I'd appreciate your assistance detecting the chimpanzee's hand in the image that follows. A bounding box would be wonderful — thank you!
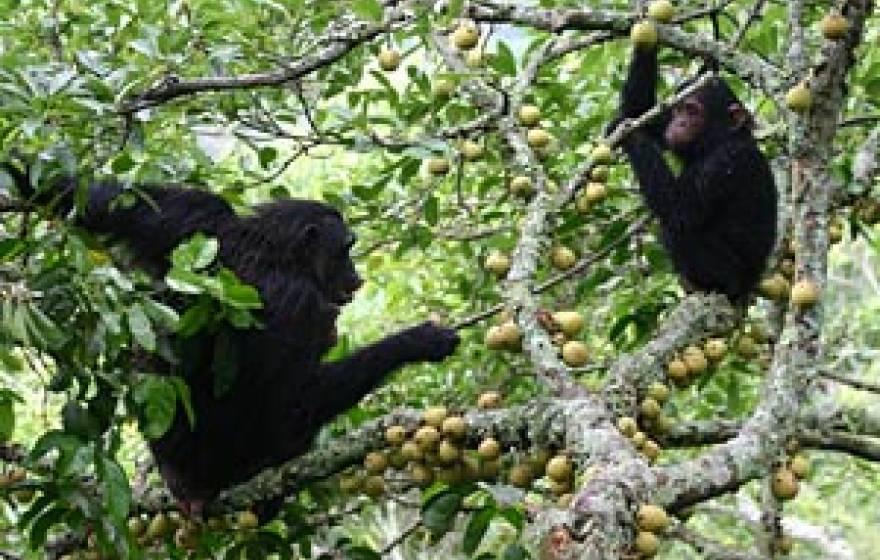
[403,321,460,362]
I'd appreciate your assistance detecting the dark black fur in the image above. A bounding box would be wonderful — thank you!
[5,164,460,508]
[616,47,777,300]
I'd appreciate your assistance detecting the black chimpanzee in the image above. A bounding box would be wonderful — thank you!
[614,44,777,301]
[3,161,460,514]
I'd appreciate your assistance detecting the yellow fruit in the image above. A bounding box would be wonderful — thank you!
[584,182,607,203]
[549,477,571,496]
[790,279,820,307]
[557,493,574,508]
[561,341,589,367]
[146,513,169,540]
[364,451,388,474]
[465,48,483,67]
[427,157,450,176]
[820,14,849,40]
[632,431,647,447]
[529,448,552,472]
[790,454,810,478]
[642,439,661,461]
[646,382,669,403]
[485,251,511,277]
[636,504,670,532]
[128,516,146,537]
[774,534,794,555]
[385,425,407,446]
[647,0,675,23]
[630,21,658,47]
[590,165,609,182]
[174,525,198,549]
[635,530,659,556]
[785,82,812,112]
[772,468,800,500]
[460,140,483,160]
[485,325,507,349]
[437,440,460,464]
[829,220,843,243]
[441,416,467,439]
[682,346,708,375]
[552,311,584,337]
[590,143,613,164]
[545,455,573,482]
[551,246,577,269]
[480,459,501,479]
[414,425,441,449]
[510,175,533,197]
[477,391,502,409]
[401,440,423,461]
[433,78,455,97]
[518,104,541,126]
[408,463,433,487]
[736,335,759,358]
[617,416,638,437]
[435,464,464,485]
[363,475,385,497]
[655,415,674,435]
[339,473,362,494]
[666,358,688,382]
[423,406,448,427]
[378,48,401,71]
[452,22,480,50]
[477,437,502,460]
[703,338,727,361]
[640,397,662,418]
[759,273,789,300]
[461,455,481,481]
[497,321,522,347]
[508,464,534,488]
[526,128,552,149]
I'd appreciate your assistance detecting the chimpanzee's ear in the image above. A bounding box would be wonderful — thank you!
[728,103,755,131]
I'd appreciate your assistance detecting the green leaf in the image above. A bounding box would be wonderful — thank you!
[351,0,383,22]
[492,42,517,76]
[126,305,156,351]
[29,506,67,549]
[258,146,278,168]
[503,543,530,560]
[463,506,495,554]
[165,268,206,295]
[170,234,219,271]
[168,376,195,428]
[132,376,177,439]
[424,195,439,225]
[421,490,463,538]
[342,545,381,560]
[96,453,131,521]
[0,399,14,442]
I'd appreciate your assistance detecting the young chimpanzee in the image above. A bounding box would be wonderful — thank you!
[614,45,777,301]
[3,161,460,515]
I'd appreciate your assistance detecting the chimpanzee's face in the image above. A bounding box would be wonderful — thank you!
[313,215,362,310]
[664,95,707,153]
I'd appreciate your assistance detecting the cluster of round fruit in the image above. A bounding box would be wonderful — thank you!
[517,103,553,154]
[450,20,485,67]
[785,12,850,113]
[539,309,589,368]
[576,143,614,212]
[425,138,485,178]
[758,240,821,308]
[633,503,671,558]
[338,394,579,506]
[615,382,673,464]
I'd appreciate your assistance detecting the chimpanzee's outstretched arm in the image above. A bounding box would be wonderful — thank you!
[80,182,234,263]
[3,158,235,265]
[620,46,659,120]
[314,322,459,422]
